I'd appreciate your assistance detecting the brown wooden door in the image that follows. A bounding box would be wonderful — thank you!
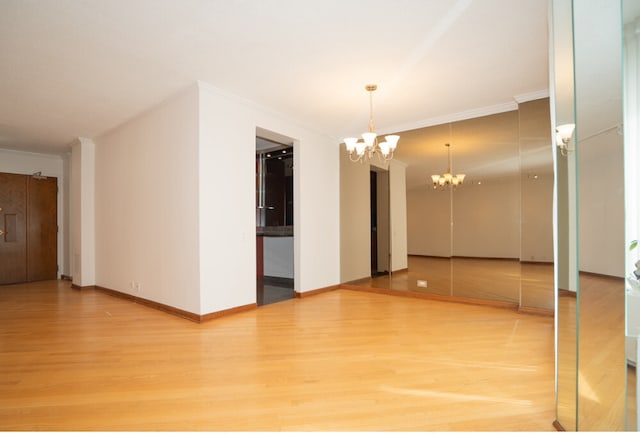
[27,176,57,281]
[0,172,57,285]
[0,173,28,284]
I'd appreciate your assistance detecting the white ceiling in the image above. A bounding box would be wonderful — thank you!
[0,0,550,184]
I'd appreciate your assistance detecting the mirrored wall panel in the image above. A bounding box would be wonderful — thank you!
[623,0,640,430]
[552,0,626,430]
[353,99,554,313]
[550,0,578,429]
[574,0,625,430]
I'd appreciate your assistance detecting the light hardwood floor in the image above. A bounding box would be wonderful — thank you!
[0,280,555,431]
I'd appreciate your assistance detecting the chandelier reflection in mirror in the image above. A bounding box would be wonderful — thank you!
[343,84,399,163]
[431,143,465,189]
[555,123,576,156]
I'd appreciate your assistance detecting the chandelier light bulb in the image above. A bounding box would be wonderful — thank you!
[344,137,358,152]
[385,135,400,150]
[378,141,390,156]
[362,132,377,147]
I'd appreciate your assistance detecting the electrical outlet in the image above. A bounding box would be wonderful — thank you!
[417,280,428,288]
[135,282,141,293]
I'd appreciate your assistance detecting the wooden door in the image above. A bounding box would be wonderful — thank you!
[0,173,28,284]
[27,176,57,281]
[0,172,57,285]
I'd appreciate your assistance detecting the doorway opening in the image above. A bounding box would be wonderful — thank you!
[256,133,294,306]
[370,167,390,278]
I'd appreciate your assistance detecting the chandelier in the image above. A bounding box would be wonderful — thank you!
[431,143,465,189]
[344,84,399,163]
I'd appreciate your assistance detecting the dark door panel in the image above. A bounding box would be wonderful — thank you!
[0,173,28,284]
[28,176,58,281]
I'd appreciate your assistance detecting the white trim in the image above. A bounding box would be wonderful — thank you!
[513,89,550,103]
[379,89,550,134]
[0,147,66,159]
[382,101,518,134]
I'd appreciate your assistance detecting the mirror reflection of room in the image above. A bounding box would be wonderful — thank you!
[348,98,554,313]
[623,0,640,430]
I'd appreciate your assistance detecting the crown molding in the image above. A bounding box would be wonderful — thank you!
[380,89,550,134]
[513,89,549,103]
[383,101,517,134]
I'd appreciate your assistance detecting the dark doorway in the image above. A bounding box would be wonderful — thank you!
[256,136,294,306]
[370,168,390,278]
[370,171,378,276]
[0,172,57,285]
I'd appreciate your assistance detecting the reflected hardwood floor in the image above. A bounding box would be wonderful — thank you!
[556,292,577,429]
[578,273,626,431]
[0,280,555,431]
[629,365,637,430]
[555,273,627,431]
[350,255,555,311]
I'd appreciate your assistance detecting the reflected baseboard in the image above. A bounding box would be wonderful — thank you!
[519,306,554,317]
[408,254,555,264]
[341,284,520,311]
[344,283,553,316]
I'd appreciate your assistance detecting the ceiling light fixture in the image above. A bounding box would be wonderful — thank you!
[431,143,465,189]
[556,123,576,156]
[344,84,399,163]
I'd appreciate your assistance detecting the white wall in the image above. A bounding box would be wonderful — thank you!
[94,85,201,313]
[71,138,96,287]
[521,171,554,262]
[339,148,370,282]
[198,81,340,314]
[408,175,521,259]
[578,128,625,277]
[389,159,408,271]
[453,175,521,258]
[407,187,452,257]
[340,151,409,281]
[76,80,340,316]
[574,0,625,278]
[0,148,68,277]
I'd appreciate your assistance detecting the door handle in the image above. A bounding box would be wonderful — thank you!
[0,229,4,236]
